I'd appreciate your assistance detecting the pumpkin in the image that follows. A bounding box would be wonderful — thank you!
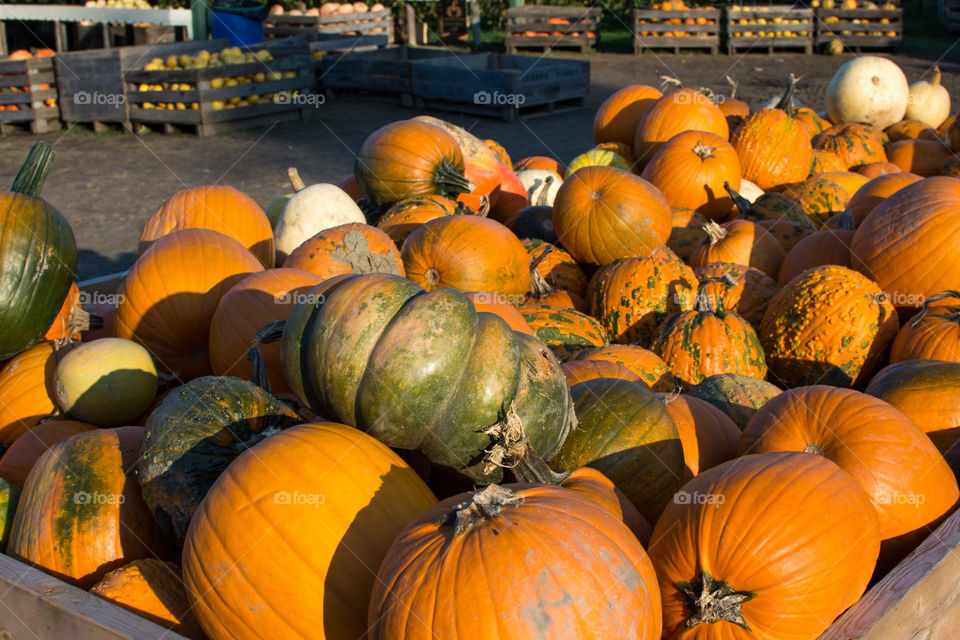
[777,178,849,228]
[885,119,939,142]
[0,342,59,444]
[816,170,869,203]
[731,184,817,232]
[851,177,960,317]
[795,106,833,137]
[523,238,587,297]
[519,302,607,359]
[183,423,438,640]
[279,274,575,484]
[687,372,782,430]
[264,194,292,228]
[593,141,637,166]
[649,451,880,640]
[567,148,631,174]
[7,427,170,588]
[0,477,17,552]
[813,123,888,169]
[760,265,899,388]
[354,119,471,208]
[282,222,403,279]
[847,171,922,225]
[502,204,558,244]
[889,290,960,363]
[53,338,157,427]
[906,65,951,128]
[463,291,535,336]
[369,482,662,639]
[884,138,952,176]
[565,344,677,391]
[741,385,959,567]
[730,76,813,190]
[115,228,264,380]
[483,138,511,167]
[640,130,741,221]
[737,178,765,202]
[208,268,324,393]
[693,262,779,326]
[516,168,563,207]
[667,208,708,261]
[755,219,814,253]
[589,251,698,346]
[338,174,365,202]
[593,84,663,146]
[634,88,729,166]
[0,142,78,359]
[662,393,740,481]
[138,376,300,547]
[401,215,529,298]
[90,559,204,639]
[717,78,750,133]
[856,161,903,178]
[272,177,366,264]
[825,55,909,129]
[513,155,566,177]
[43,282,94,343]
[553,378,682,524]
[488,160,528,222]
[0,419,96,488]
[139,185,274,268]
[376,194,460,246]
[552,166,672,266]
[561,359,642,386]
[777,227,854,285]
[691,219,785,279]
[810,149,847,174]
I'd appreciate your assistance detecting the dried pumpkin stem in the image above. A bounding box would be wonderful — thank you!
[910,290,960,327]
[443,484,521,536]
[424,268,441,287]
[247,347,272,394]
[287,167,306,192]
[434,159,473,198]
[774,74,799,117]
[726,75,738,99]
[679,571,755,630]
[723,181,753,218]
[692,141,715,161]
[702,220,728,245]
[12,141,54,197]
[256,320,286,345]
[484,403,572,485]
[528,245,556,298]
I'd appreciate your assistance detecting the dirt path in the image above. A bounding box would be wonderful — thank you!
[1,49,958,280]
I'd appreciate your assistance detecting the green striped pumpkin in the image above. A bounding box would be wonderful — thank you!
[519,303,608,359]
[687,373,783,430]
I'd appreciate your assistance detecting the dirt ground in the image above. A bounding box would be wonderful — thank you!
[2,47,959,280]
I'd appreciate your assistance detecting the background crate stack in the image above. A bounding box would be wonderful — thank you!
[124,37,313,136]
[504,6,602,54]
[725,5,813,54]
[944,0,960,33]
[264,8,393,42]
[0,57,59,134]
[816,6,903,51]
[316,46,458,105]
[632,7,721,54]
[307,32,390,72]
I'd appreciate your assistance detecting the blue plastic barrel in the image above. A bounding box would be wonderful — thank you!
[208,1,266,47]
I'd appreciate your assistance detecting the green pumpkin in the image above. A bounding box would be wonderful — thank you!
[687,373,782,430]
[519,304,608,360]
[551,378,683,524]
[0,142,78,358]
[280,273,575,484]
[138,376,300,547]
[0,477,18,552]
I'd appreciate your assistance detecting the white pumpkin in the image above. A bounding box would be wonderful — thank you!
[273,170,365,262]
[905,66,951,129]
[825,56,909,130]
[516,169,563,207]
[738,178,764,203]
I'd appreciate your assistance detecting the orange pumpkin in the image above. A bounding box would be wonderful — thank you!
[634,88,729,166]
[483,138,511,167]
[691,219,785,279]
[779,177,849,227]
[809,149,847,175]
[812,123,888,169]
[561,359,642,386]
[0,419,96,488]
[565,344,677,391]
[0,342,59,444]
[855,161,903,178]
[523,238,587,297]
[463,291,535,336]
[889,291,960,363]
[662,393,740,481]
[795,106,833,138]
[778,227,854,286]
[282,222,403,279]
[592,84,663,146]
[376,194,460,246]
[847,171,923,226]
[816,170,869,202]
[693,262,780,326]
[513,155,566,177]
[885,119,939,142]
[884,139,953,177]
[667,208,708,261]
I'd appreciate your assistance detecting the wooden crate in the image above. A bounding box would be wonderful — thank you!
[124,37,314,136]
[308,31,391,71]
[816,8,903,51]
[410,52,589,121]
[632,8,721,54]
[0,57,59,134]
[725,6,814,54]
[264,8,393,42]
[945,0,960,33]
[504,6,602,54]
[316,46,459,105]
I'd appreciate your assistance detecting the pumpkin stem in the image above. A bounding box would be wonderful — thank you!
[910,290,960,327]
[774,74,799,117]
[474,195,490,217]
[287,167,306,192]
[528,244,556,298]
[659,74,682,91]
[678,571,755,631]
[256,320,286,345]
[693,274,737,314]
[11,141,54,197]
[692,141,716,161]
[442,484,521,536]
[247,347,272,394]
[481,402,572,484]
[723,181,753,219]
[931,65,942,88]
[702,220,728,246]
[803,442,825,456]
[434,159,473,198]
[725,75,738,99]
[510,442,572,486]
[424,267,441,287]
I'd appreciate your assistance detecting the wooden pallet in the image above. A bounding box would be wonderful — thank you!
[504,6,602,54]
[632,9,720,54]
[317,46,459,104]
[726,6,814,54]
[264,8,393,42]
[815,8,903,51]
[0,57,60,134]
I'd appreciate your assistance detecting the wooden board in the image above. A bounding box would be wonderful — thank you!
[815,8,903,51]
[632,9,720,54]
[317,46,458,102]
[726,6,814,54]
[0,57,61,133]
[505,5,601,53]
[264,8,393,42]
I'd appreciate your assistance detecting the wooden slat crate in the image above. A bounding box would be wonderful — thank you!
[316,46,459,105]
[815,8,903,51]
[504,6,602,54]
[264,8,393,42]
[410,52,589,121]
[632,8,721,54]
[308,32,390,72]
[945,0,960,33]
[124,37,314,136]
[0,57,59,134]
[725,5,814,54]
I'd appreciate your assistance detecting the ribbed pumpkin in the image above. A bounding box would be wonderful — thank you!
[7,427,170,588]
[777,227,854,286]
[183,423,438,640]
[812,122,888,169]
[589,251,698,346]
[884,138,953,177]
[0,342,59,444]
[376,194,460,246]
[886,119,938,141]
[502,204,558,244]
[0,419,96,488]
[687,372,782,430]
[889,291,960,362]
[369,482,662,640]
[740,385,959,567]
[401,215,529,298]
[139,185,275,268]
[760,265,898,388]
[565,344,677,392]
[807,169,871,201]
[693,262,780,326]
[795,105,833,137]
[810,149,847,174]
[560,359,642,386]
[851,177,960,317]
[115,229,263,380]
[649,452,880,640]
[634,88,729,165]
[567,148,630,174]
[0,142,77,359]
[667,208,708,262]
[855,161,903,178]
[730,76,813,190]
[640,130,741,220]
[355,119,472,208]
[138,376,300,547]
[90,559,204,639]
[780,177,849,227]
[0,477,17,552]
[280,274,575,484]
[847,171,922,226]
[463,291,535,336]
[208,268,324,392]
[593,84,663,145]
[662,393,740,481]
[519,302,607,359]
[523,238,587,297]
[691,219,785,279]
[282,222,404,279]
[552,166,672,266]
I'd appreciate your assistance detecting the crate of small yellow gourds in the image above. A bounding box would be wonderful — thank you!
[725,5,814,54]
[813,0,902,52]
[632,1,721,54]
[123,36,313,136]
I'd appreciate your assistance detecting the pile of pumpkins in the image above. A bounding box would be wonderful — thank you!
[637,0,718,38]
[728,5,810,38]
[0,49,57,112]
[1,54,960,639]
[818,0,899,39]
[511,16,597,39]
[266,1,389,34]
